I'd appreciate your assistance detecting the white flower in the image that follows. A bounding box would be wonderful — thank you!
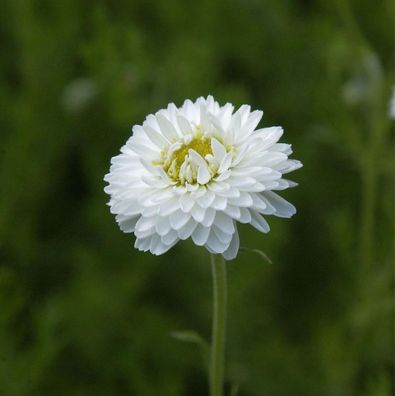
[104,96,302,260]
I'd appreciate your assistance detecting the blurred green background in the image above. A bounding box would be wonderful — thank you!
[0,0,393,395]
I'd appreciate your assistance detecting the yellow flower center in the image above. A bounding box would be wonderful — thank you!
[160,134,218,185]
[171,136,212,168]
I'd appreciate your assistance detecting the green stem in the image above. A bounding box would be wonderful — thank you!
[210,253,227,396]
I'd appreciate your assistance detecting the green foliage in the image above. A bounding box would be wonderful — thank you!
[0,0,393,395]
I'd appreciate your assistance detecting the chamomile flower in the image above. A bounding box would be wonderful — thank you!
[104,96,302,259]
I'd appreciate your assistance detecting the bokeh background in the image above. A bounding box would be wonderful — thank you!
[0,0,393,395]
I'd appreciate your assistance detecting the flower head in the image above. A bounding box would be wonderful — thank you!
[104,96,302,260]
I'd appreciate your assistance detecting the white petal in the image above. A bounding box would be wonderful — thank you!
[213,211,235,234]
[117,215,139,233]
[239,208,252,223]
[231,166,265,178]
[228,192,253,207]
[218,152,233,174]
[153,238,177,255]
[200,104,211,131]
[191,224,210,246]
[218,103,234,130]
[169,210,190,230]
[142,205,160,217]
[197,190,215,208]
[263,191,296,218]
[135,237,150,252]
[242,110,263,135]
[223,205,241,219]
[213,226,233,244]
[226,177,256,189]
[215,170,231,182]
[131,142,159,158]
[143,125,169,148]
[159,198,180,216]
[181,99,198,122]
[211,195,227,210]
[211,138,227,163]
[155,216,171,235]
[180,194,195,212]
[191,204,207,222]
[236,104,251,124]
[135,216,156,233]
[208,181,230,193]
[135,226,156,239]
[284,179,298,188]
[259,152,288,167]
[251,193,267,212]
[256,127,283,150]
[150,234,168,255]
[156,113,179,141]
[271,143,292,155]
[178,218,198,240]
[227,111,241,144]
[250,211,270,233]
[222,228,239,260]
[141,176,169,189]
[208,113,226,137]
[197,165,211,184]
[111,201,142,216]
[205,230,228,253]
[156,167,174,185]
[275,159,303,174]
[189,149,207,168]
[256,194,276,215]
[272,179,293,190]
[177,115,193,135]
[161,229,179,245]
[151,188,174,204]
[201,207,216,227]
